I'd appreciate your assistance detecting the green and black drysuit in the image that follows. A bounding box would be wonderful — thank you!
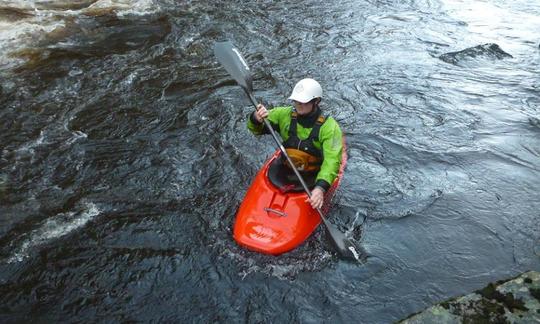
[247,106,343,192]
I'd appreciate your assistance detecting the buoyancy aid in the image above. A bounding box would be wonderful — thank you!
[282,111,326,172]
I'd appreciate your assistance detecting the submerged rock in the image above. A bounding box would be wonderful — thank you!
[400,271,540,323]
[439,43,513,65]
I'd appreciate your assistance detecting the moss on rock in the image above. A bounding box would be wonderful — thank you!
[400,271,540,324]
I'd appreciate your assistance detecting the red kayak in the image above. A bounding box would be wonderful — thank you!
[233,141,347,255]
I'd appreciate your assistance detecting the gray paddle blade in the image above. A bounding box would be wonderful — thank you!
[213,41,253,92]
[321,217,362,261]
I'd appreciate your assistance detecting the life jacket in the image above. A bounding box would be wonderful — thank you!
[282,111,325,172]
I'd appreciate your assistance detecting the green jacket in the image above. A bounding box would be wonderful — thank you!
[247,106,343,189]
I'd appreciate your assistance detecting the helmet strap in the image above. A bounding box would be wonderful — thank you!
[310,98,321,111]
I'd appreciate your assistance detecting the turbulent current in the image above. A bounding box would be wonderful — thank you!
[1,0,539,322]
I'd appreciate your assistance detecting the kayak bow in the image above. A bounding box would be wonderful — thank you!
[234,141,347,255]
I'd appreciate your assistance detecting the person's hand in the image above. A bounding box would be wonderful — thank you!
[255,104,269,123]
[307,187,325,210]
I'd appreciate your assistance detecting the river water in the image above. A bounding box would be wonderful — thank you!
[1,0,539,322]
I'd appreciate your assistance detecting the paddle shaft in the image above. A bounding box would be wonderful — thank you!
[245,92,329,219]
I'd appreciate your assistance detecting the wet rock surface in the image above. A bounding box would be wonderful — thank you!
[439,43,513,65]
[400,271,540,323]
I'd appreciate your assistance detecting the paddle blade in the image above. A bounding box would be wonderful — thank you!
[320,216,363,261]
[214,41,253,92]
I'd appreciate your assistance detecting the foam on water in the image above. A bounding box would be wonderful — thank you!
[6,202,101,263]
[0,0,160,71]
[87,0,159,17]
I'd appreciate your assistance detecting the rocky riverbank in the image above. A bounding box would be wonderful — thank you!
[401,271,540,323]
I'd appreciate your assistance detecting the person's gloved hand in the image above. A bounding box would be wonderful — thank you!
[255,104,269,123]
[307,186,325,210]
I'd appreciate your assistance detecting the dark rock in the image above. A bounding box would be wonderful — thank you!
[529,117,540,128]
[439,43,513,65]
[400,271,540,323]
[531,288,540,302]
[477,282,528,312]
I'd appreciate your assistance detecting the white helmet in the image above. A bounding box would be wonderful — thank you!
[288,78,322,103]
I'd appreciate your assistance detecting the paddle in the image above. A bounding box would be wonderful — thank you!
[214,41,360,260]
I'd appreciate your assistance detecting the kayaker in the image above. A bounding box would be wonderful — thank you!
[247,78,343,210]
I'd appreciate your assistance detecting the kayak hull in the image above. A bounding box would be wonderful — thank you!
[233,144,346,255]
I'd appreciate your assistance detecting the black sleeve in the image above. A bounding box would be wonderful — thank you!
[315,179,330,192]
[249,112,262,125]
[249,112,274,135]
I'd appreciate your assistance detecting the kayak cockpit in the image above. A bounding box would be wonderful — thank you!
[266,154,317,193]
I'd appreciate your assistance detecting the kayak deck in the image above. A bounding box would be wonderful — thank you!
[233,144,346,255]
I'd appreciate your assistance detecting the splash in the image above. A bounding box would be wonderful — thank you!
[6,202,101,263]
[79,0,159,17]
